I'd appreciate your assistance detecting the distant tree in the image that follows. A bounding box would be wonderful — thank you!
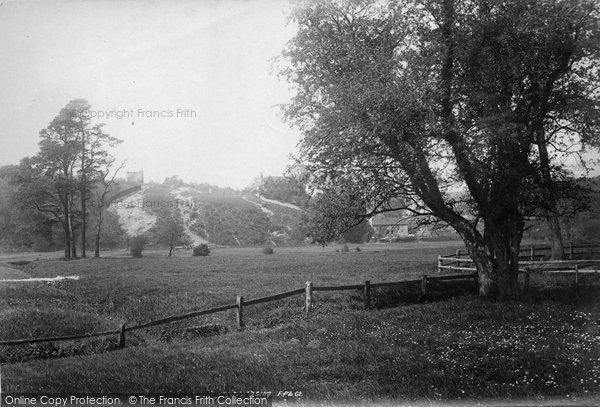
[152,209,189,256]
[302,183,368,247]
[163,175,184,187]
[0,169,58,251]
[87,209,126,251]
[341,220,373,244]
[90,160,125,257]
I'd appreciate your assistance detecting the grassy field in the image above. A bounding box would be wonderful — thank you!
[1,242,599,405]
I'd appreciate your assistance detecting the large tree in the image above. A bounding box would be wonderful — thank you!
[17,100,122,259]
[281,0,600,297]
[68,100,122,257]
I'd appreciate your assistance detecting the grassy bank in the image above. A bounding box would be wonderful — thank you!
[1,244,599,404]
[2,283,600,404]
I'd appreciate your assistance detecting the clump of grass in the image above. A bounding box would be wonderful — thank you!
[262,245,275,255]
[192,244,210,257]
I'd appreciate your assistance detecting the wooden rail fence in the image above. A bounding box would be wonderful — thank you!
[438,243,600,273]
[438,243,600,290]
[0,273,476,348]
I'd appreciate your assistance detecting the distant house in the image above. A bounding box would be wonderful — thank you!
[371,211,410,239]
[126,170,144,185]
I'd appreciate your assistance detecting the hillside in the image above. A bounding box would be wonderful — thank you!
[108,183,306,247]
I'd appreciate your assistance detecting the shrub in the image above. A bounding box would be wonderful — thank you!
[262,245,275,255]
[356,246,362,252]
[130,235,147,258]
[341,244,350,252]
[192,244,211,257]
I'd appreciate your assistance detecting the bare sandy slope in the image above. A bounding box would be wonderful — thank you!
[109,186,157,237]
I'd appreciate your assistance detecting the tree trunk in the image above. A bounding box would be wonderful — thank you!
[467,242,521,298]
[70,235,77,258]
[63,206,72,260]
[63,227,71,260]
[80,132,87,258]
[459,220,522,299]
[168,245,173,257]
[69,201,77,258]
[81,194,87,258]
[94,211,102,257]
[467,244,497,297]
[537,128,564,260]
[547,215,564,260]
[80,176,87,258]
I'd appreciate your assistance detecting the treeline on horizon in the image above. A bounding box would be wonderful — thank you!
[2,162,600,254]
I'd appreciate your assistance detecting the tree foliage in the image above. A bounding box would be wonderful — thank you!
[0,168,59,251]
[13,99,122,258]
[302,182,371,246]
[151,208,189,257]
[281,0,600,297]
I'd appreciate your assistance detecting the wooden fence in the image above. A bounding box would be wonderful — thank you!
[438,243,600,287]
[0,273,476,348]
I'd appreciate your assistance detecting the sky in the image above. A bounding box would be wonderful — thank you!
[0,0,301,189]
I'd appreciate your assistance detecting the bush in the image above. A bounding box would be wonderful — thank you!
[192,244,211,257]
[356,246,362,252]
[341,244,350,252]
[130,235,147,258]
[262,245,274,255]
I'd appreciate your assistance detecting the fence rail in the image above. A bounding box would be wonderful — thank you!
[125,303,239,332]
[0,328,121,346]
[519,243,600,261]
[0,273,476,348]
[438,243,600,279]
[441,243,600,262]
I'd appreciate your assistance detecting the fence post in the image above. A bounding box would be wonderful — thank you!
[456,249,461,267]
[530,246,535,261]
[305,281,313,315]
[437,256,443,273]
[575,264,579,285]
[524,269,530,292]
[419,275,427,302]
[236,295,244,330]
[569,242,574,260]
[118,323,126,349]
[364,280,371,309]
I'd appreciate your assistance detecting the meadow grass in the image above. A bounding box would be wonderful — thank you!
[1,243,599,404]
[11,244,453,325]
